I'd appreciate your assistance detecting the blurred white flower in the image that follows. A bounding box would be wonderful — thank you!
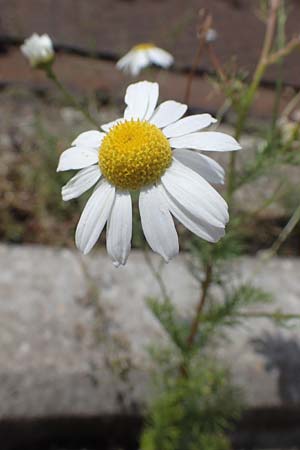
[57,81,241,266]
[205,29,218,43]
[117,43,174,76]
[21,33,54,68]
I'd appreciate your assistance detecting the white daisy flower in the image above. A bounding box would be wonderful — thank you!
[117,43,174,76]
[21,33,54,68]
[57,81,241,266]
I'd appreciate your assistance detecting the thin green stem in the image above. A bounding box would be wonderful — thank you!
[261,0,281,60]
[240,182,283,222]
[267,35,300,65]
[270,1,286,137]
[246,200,300,284]
[178,262,212,378]
[46,67,100,129]
[227,61,268,204]
[263,203,300,259]
[282,90,300,119]
[186,263,212,348]
[226,0,281,204]
[236,311,300,321]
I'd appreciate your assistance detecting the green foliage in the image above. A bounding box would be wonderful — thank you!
[143,282,271,450]
[187,227,245,282]
[147,283,273,354]
[195,285,272,347]
[141,358,241,450]
[147,297,187,352]
[193,229,243,263]
[204,284,273,325]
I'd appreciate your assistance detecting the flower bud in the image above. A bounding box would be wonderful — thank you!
[205,29,218,43]
[21,33,54,69]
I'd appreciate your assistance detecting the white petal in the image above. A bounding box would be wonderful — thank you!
[173,149,224,184]
[40,34,53,48]
[118,53,142,76]
[169,131,241,152]
[129,61,141,76]
[139,185,179,262]
[62,165,101,201]
[163,114,217,138]
[116,51,133,70]
[106,191,132,267]
[75,181,115,254]
[148,48,174,68]
[126,52,148,76]
[21,33,54,66]
[101,118,124,133]
[161,159,228,228]
[124,81,159,121]
[72,130,105,148]
[150,101,187,128]
[57,147,98,172]
[134,51,150,73]
[159,184,225,242]
[144,83,160,121]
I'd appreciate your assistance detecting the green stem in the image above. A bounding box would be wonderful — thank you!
[46,67,100,129]
[186,263,212,348]
[264,203,300,259]
[247,200,300,284]
[270,1,286,136]
[282,90,300,119]
[240,182,283,221]
[226,0,281,204]
[236,311,300,321]
[178,262,212,378]
[227,61,267,205]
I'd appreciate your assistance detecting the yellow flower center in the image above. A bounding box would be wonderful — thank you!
[99,120,172,190]
[133,43,155,51]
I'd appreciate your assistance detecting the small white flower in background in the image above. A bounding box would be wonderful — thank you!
[57,81,241,266]
[21,33,54,68]
[205,29,218,43]
[117,43,174,76]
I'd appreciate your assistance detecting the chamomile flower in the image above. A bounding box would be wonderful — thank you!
[117,44,174,76]
[57,81,241,266]
[21,33,54,68]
